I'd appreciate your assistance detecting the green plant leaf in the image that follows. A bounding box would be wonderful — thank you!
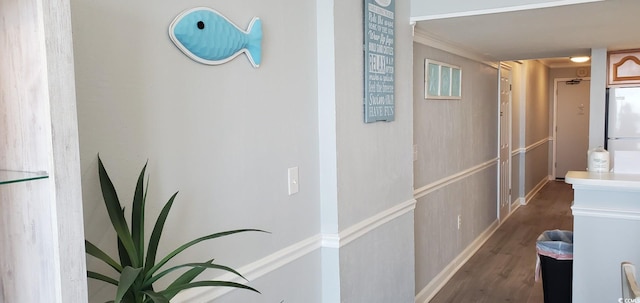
[162,259,212,299]
[144,191,178,274]
[85,240,123,273]
[132,162,147,266]
[159,280,260,296]
[117,225,133,267]
[146,229,265,280]
[98,156,140,267]
[115,266,142,303]
[87,271,119,286]
[144,260,248,288]
[141,290,169,303]
[88,158,265,301]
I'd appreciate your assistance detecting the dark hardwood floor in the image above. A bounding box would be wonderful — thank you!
[429,180,574,303]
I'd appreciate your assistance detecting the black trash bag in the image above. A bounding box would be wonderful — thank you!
[535,230,573,303]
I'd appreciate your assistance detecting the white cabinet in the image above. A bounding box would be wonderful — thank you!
[566,171,640,303]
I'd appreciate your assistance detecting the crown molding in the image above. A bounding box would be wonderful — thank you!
[413,28,498,68]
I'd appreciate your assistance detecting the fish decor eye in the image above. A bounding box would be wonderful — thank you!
[197,21,205,30]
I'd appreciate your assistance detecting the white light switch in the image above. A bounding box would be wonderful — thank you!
[288,167,299,195]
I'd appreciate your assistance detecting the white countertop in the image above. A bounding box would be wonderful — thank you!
[565,171,640,189]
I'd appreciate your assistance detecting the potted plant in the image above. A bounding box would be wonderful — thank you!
[85,156,263,303]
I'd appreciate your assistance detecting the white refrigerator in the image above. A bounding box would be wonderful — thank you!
[607,87,640,172]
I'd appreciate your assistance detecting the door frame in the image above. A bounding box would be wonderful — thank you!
[497,63,512,222]
[552,77,591,179]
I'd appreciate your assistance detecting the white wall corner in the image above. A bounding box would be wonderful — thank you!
[589,48,608,148]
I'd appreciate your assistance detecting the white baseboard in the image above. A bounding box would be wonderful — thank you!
[415,183,535,303]
[525,176,549,205]
[512,199,523,211]
[501,198,523,223]
[514,197,525,206]
[414,220,500,303]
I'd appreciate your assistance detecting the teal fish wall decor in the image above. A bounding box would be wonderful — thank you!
[169,7,262,67]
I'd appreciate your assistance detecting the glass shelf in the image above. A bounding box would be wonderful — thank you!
[0,170,49,185]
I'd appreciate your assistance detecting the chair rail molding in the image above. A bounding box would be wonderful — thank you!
[172,197,416,302]
[414,158,499,200]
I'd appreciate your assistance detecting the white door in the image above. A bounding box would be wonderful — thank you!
[499,66,511,222]
[556,79,590,178]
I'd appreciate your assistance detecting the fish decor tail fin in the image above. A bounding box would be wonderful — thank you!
[245,17,262,68]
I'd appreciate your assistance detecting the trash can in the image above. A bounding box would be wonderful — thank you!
[535,230,573,303]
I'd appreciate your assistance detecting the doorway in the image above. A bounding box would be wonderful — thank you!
[554,78,591,179]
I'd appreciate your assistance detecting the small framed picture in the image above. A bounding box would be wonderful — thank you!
[425,59,462,100]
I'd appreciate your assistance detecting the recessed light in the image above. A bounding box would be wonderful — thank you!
[570,56,590,63]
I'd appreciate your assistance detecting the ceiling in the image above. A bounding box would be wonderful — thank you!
[412,0,640,64]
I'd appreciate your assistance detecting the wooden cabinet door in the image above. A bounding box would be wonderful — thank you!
[609,49,640,86]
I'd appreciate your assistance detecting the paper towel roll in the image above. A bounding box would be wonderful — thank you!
[587,147,610,172]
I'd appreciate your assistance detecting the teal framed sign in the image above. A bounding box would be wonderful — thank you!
[363,0,395,122]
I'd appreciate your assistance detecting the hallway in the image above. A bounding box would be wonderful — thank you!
[429,181,574,303]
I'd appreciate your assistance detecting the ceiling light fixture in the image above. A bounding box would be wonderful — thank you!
[570,56,590,63]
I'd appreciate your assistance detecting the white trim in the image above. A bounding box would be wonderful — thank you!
[572,206,640,221]
[512,148,525,156]
[173,198,416,302]
[321,233,340,249]
[410,0,603,21]
[316,3,340,300]
[415,220,501,303]
[172,235,322,302]
[335,198,416,247]
[524,176,549,205]
[518,63,527,199]
[500,197,520,223]
[552,73,557,180]
[571,183,640,193]
[511,137,550,156]
[525,137,551,152]
[512,197,526,208]
[414,158,498,200]
[413,28,497,67]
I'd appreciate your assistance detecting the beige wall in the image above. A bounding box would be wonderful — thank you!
[74,0,416,302]
[525,61,551,146]
[413,43,499,294]
[523,60,551,194]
